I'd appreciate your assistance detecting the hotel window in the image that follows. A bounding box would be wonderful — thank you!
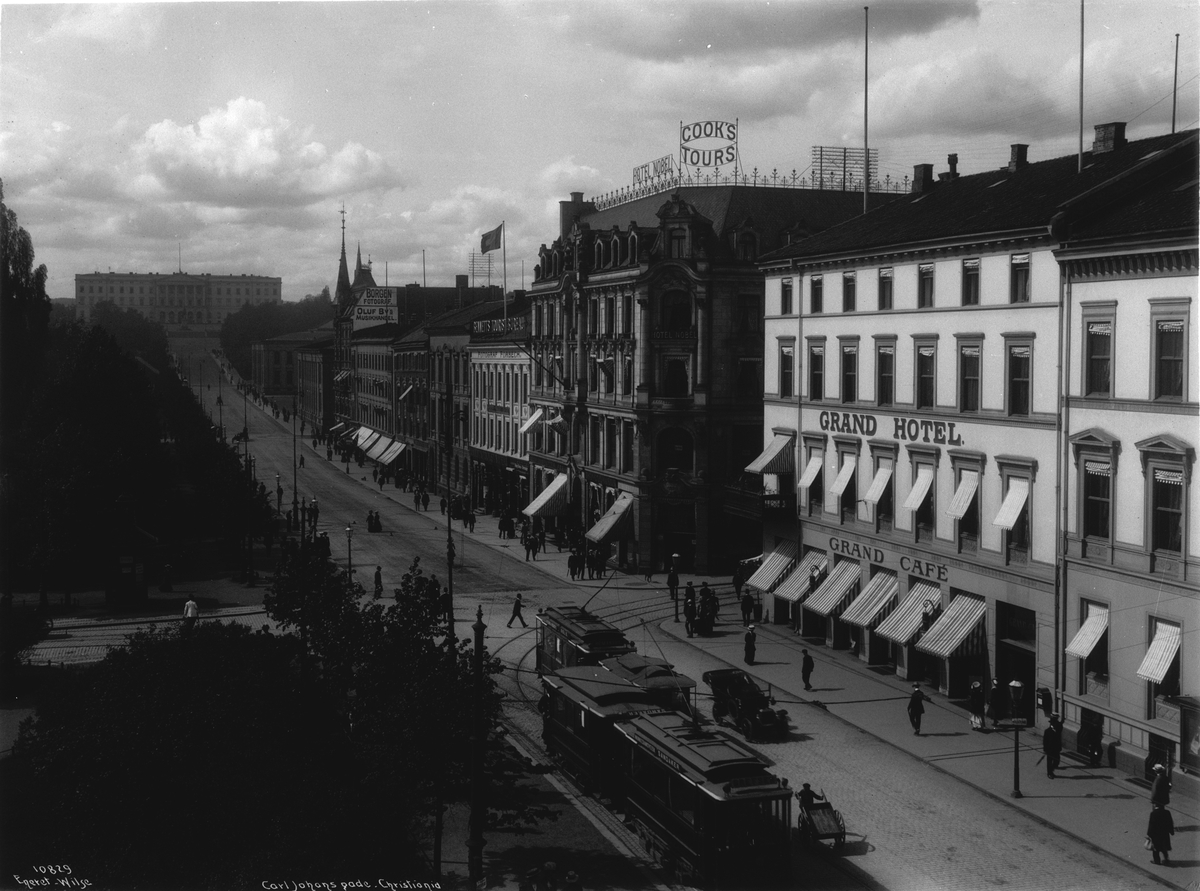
[948,454,984,554]
[1007,342,1032,416]
[866,446,896,533]
[1154,320,1185,400]
[918,264,935,308]
[809,344,825,401]
[905,449,938,544]
[778,343,795,398]
[957,342,981,412]
[876,341,895,407]
[1151,468,1184,554]
[800,439,825,515]
[878,268,893,310]
[780,279,793,315]
[622,295,633,333]
[832,441,860,524]
[843,273,856,312]
[995,459,1035,565]
[1086,320,1113,397]
[623,357,633,396]
[811,276,823,314]
[962,259,980,306]
[1083,460,1112,541]
[915,342,936,409]
[1010,254,1030,303]
[841,343,858,403]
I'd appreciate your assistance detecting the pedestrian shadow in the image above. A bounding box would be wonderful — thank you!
[1164,859,1200,868]
[918,731,969,738]
[747,660,790,666]
[805,687,844,693]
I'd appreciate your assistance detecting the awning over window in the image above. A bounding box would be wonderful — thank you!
[903,465,934,512]
[863,465,893,505]
[746,433,795,474]
[876,582,941,645]
[946,470,980,520]
[585,492,635,544]
[522,473,570,518]
[805,561,861,617]
[1136,623,1182,683]
[797,454,823,490]
[328,421,347,435]
[378,441,406,465]
[334,370,351,383]
[365,436,393,462]
[355,426,379,449]
[1065,606,1109,660]
[518,408,545,436]
[840,572,899,628]
[772,551,827,603]
[339,425,359,441]
[547,414,569,435]
[993,479,1029,529]
[829,456,857,497]
[916,595,987,658]
[745,540,798,593]
[397,384,414,402]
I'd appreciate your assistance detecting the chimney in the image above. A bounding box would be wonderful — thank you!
[938,154,960,183]
[1008,144,1029,172]
[455,273,467,308]
[912,164,935,194]
[558,191,595,240]
[1092,122,1127,154]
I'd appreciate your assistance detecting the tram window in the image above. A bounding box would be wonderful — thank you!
[670,774,697,825]
[632,749,670,804]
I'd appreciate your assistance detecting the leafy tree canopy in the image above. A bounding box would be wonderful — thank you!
[219,286,333,378]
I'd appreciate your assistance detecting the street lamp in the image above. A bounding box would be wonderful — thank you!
[346,524,353,582]
[217,371,225,442]
[468,604,487,883]
[292,397,299,535]
[1009,680,1025,798]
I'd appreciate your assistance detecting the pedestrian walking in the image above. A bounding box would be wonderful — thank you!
[744,625,757,665]
[1150,764,1172,806]
[683,580,695,609]
[968,681,986,730]
[182,595,199,634]
[644,562,655,583]
[299,454,305,468]
[1043,713,1063,778]
[507,592,527,628]
[414,491,422,511]
[524,535,534,562]
[683,595,697,638]
[467,512,476,533]
[700,581,716,619]
[802,649,815,691]
[1146,803,1175,865]
[908,684,929,735]
[421,492,430,512]
[667,569,679,601]
[741,591,754,626]
[373,566,383,599]
[986,678,1008,728]
[439,496,447,515]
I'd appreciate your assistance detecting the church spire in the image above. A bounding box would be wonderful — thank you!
[335,204,351,305]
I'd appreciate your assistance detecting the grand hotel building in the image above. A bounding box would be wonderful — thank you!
[750,125,1197,772]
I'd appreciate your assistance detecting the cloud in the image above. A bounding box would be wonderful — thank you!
[39,5,163,49]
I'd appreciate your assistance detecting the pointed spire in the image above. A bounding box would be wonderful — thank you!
[335,205,351,305]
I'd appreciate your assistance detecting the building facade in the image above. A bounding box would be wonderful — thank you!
[75,271,280,329]
[296,337,335,434]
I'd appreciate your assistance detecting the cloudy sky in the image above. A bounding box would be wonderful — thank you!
[2,0,1196,302]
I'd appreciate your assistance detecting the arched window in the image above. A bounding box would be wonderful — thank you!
[657,427,694,472]
[660,291,691,329]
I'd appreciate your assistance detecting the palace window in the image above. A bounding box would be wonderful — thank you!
[1007,342,1032,416]
[1154,320,1185,400]
[780,279,793,315]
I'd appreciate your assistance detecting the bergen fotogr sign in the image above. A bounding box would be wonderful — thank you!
[353,287,398,329]
[679,120,739,171]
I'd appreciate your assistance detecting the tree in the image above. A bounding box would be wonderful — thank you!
[218,290,335,379]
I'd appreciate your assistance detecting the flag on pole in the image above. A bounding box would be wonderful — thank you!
[481,223,503,254]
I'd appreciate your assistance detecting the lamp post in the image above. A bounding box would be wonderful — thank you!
[444,355,458,650]
[292,397,299,536]
[243,435,254,585]
[1009,680,1025,798]
[346,524,353,583]
[468,604,487,883]
[218,371,225,442]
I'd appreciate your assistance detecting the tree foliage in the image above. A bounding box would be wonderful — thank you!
[89,301,171,373]
[219,287,333,379]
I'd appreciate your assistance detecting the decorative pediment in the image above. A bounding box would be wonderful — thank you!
[1069,427,1121,465]
[1135,433,1194,475]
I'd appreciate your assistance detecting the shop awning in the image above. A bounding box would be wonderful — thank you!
[902,465,935,512]
[397,384,414,402]
[365,435,394,462]
[916,595,987,658]
[355,427,378,449]
[522,472,570,518]
[328,421,347,435]
[993,479,1029,530]
[772,551,827,603]
[334,370,351,383]
[585,492,635,544]
[829,456,857,497]
[946,470,979,520]
[876,582,941,646]
[746,434,795,474]
[518,408,545,436]
[797,454,823,490]
[547,414,569,435]
[1136,623,1182,683]
[1065,606,1109,660]
[840,572,899,628]
[863,465,893,505]
[745,540,798,593]
[339,425,360,441]
[378,441,406,465]
[805,561,861,617]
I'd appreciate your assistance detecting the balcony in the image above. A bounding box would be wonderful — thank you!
[762,491,796,517]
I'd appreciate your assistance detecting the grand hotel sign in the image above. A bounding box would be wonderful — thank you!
[818,409,966,446]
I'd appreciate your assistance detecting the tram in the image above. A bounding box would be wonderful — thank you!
[535,605,637,674]
[600,652,697,715]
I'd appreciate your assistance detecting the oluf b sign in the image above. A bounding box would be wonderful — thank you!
[353,287,398,329]
[679,120,738,170]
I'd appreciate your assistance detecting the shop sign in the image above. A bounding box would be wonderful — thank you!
[354,287,398,329]
[818,410,965,446]
[679,120,738,169]
[829,535,949,581]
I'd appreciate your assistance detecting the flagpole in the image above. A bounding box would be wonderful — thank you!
[502,221,508,319]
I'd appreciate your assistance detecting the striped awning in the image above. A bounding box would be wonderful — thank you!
[365,436,394,461]
[328,421,347,435]
[339,425,360,441]
[547,414,569,435]
[840,571,899,628]
[334,370,351,382]
[397,384,414,402]
[876,582,941,645]
[772,551,828,603]
[518,408,544,436]
[797,454,823,490]
[746,433,795,474]
[1136,623,1181,683]
[916,595,987,658]
[946,470,979,520]
[805,561,861,617]
[585,492,635,544]
[355,426,379,449]
[745,540,798,593]
[993,479,1029,530]
[829,456,857,497]
[523,472,570,518]
[1065,606,1109,659]
[378,441,406,465]
[863,465,893,505]
[903,465,935,512]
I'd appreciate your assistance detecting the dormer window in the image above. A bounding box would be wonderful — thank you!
[669,228,687,259]
[736,231,757,261]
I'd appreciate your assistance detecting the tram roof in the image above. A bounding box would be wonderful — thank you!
[543,666,661,717]
[539,605,636,655]
[616,713,789,800]
[601,653,696,692]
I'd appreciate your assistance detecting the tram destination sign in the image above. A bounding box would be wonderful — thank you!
[354,287,398,329]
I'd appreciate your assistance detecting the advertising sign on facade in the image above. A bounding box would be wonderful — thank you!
[679,120,739,171]
[354,287,398,329]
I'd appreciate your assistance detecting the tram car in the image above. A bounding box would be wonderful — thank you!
[615,712,793,888]
[535,605,637,675]
[540,665,664,798]
[600,653,698,715]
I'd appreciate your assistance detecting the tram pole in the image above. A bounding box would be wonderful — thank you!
[445,356,457,650]
[468,605,487,883]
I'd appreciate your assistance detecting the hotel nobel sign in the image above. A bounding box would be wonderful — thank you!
[818,410,966,447]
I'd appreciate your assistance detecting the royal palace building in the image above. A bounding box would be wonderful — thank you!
[75,270,280,329]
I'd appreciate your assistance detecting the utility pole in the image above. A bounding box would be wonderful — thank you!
[468,605,487,882]
[445,353,457,650]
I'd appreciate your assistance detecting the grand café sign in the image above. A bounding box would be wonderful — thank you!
[818,410,965,446]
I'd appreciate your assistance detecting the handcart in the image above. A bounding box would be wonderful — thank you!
[797,798,846,849]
